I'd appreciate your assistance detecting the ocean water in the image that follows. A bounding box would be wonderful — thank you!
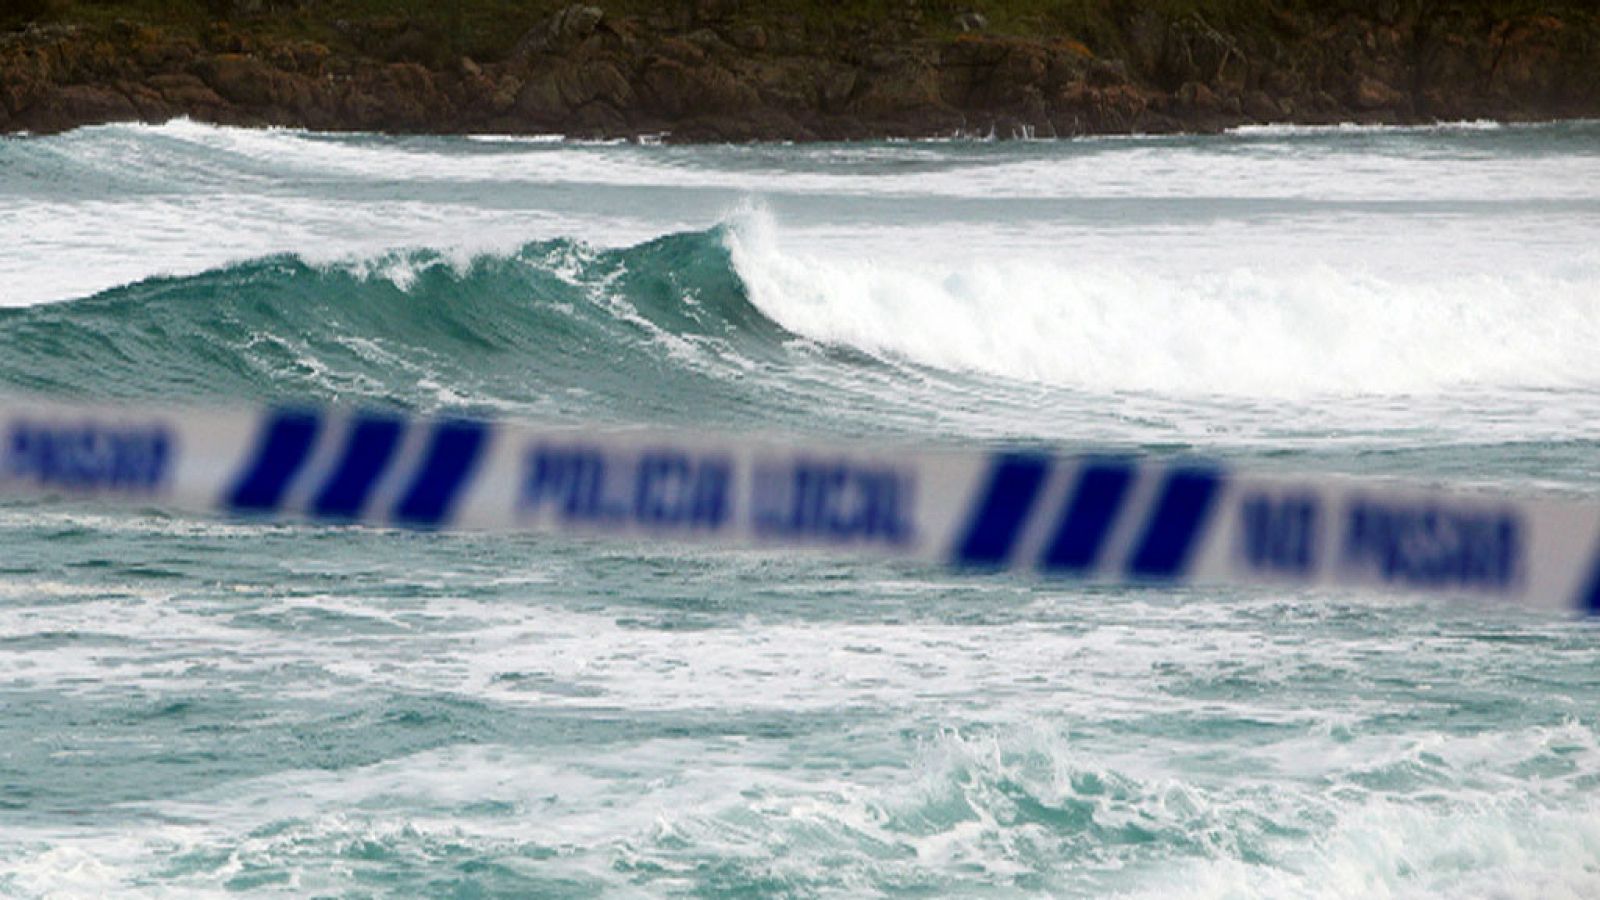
[3,119,1600,897]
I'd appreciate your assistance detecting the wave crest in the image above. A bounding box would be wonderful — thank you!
[0,228,792,419]
[727,209,1600,398]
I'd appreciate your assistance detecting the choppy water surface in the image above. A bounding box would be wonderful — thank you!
[2,120,1600,897]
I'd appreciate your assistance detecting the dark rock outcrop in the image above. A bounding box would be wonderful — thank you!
[3,3,1597,140]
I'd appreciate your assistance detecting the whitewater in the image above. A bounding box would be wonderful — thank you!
[2,119,1600,897]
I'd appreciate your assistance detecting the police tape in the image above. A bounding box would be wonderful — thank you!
[2,400,1599,613]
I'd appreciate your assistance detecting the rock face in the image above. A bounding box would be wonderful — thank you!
[3,4,1598,140]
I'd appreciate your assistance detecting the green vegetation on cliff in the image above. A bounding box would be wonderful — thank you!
[4,0,1597,138]
[11,1,1596,63]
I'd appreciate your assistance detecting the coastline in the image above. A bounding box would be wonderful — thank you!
[3,3,1598,141]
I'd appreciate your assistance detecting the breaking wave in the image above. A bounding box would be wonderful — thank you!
[5,210,1598,422]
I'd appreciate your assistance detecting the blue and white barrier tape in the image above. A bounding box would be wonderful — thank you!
[3,401,1598,612]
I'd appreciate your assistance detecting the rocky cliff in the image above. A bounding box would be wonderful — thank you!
[2,1,1597,140]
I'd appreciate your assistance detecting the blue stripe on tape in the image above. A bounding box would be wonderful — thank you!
[953,454,1052,566]
[1040,460,1135,573]
[1577,547,1600,615]
[391,420,490,528]
[1126,468,1224,580]
[311,415,405,520]
[225,410,321,513]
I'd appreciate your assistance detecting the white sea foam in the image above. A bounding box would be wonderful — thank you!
[119,119,1598,202]
[1229,119,1510,137]
[726,207,1600,398]
[1137,798,1600,899]
[9,737,1597,898]
[5,119,1598,311]
[1,558,1594,897]
[3,846,129,898]
[453,121,1593,201]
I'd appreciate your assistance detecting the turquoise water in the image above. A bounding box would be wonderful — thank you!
[3,120,1600,897]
